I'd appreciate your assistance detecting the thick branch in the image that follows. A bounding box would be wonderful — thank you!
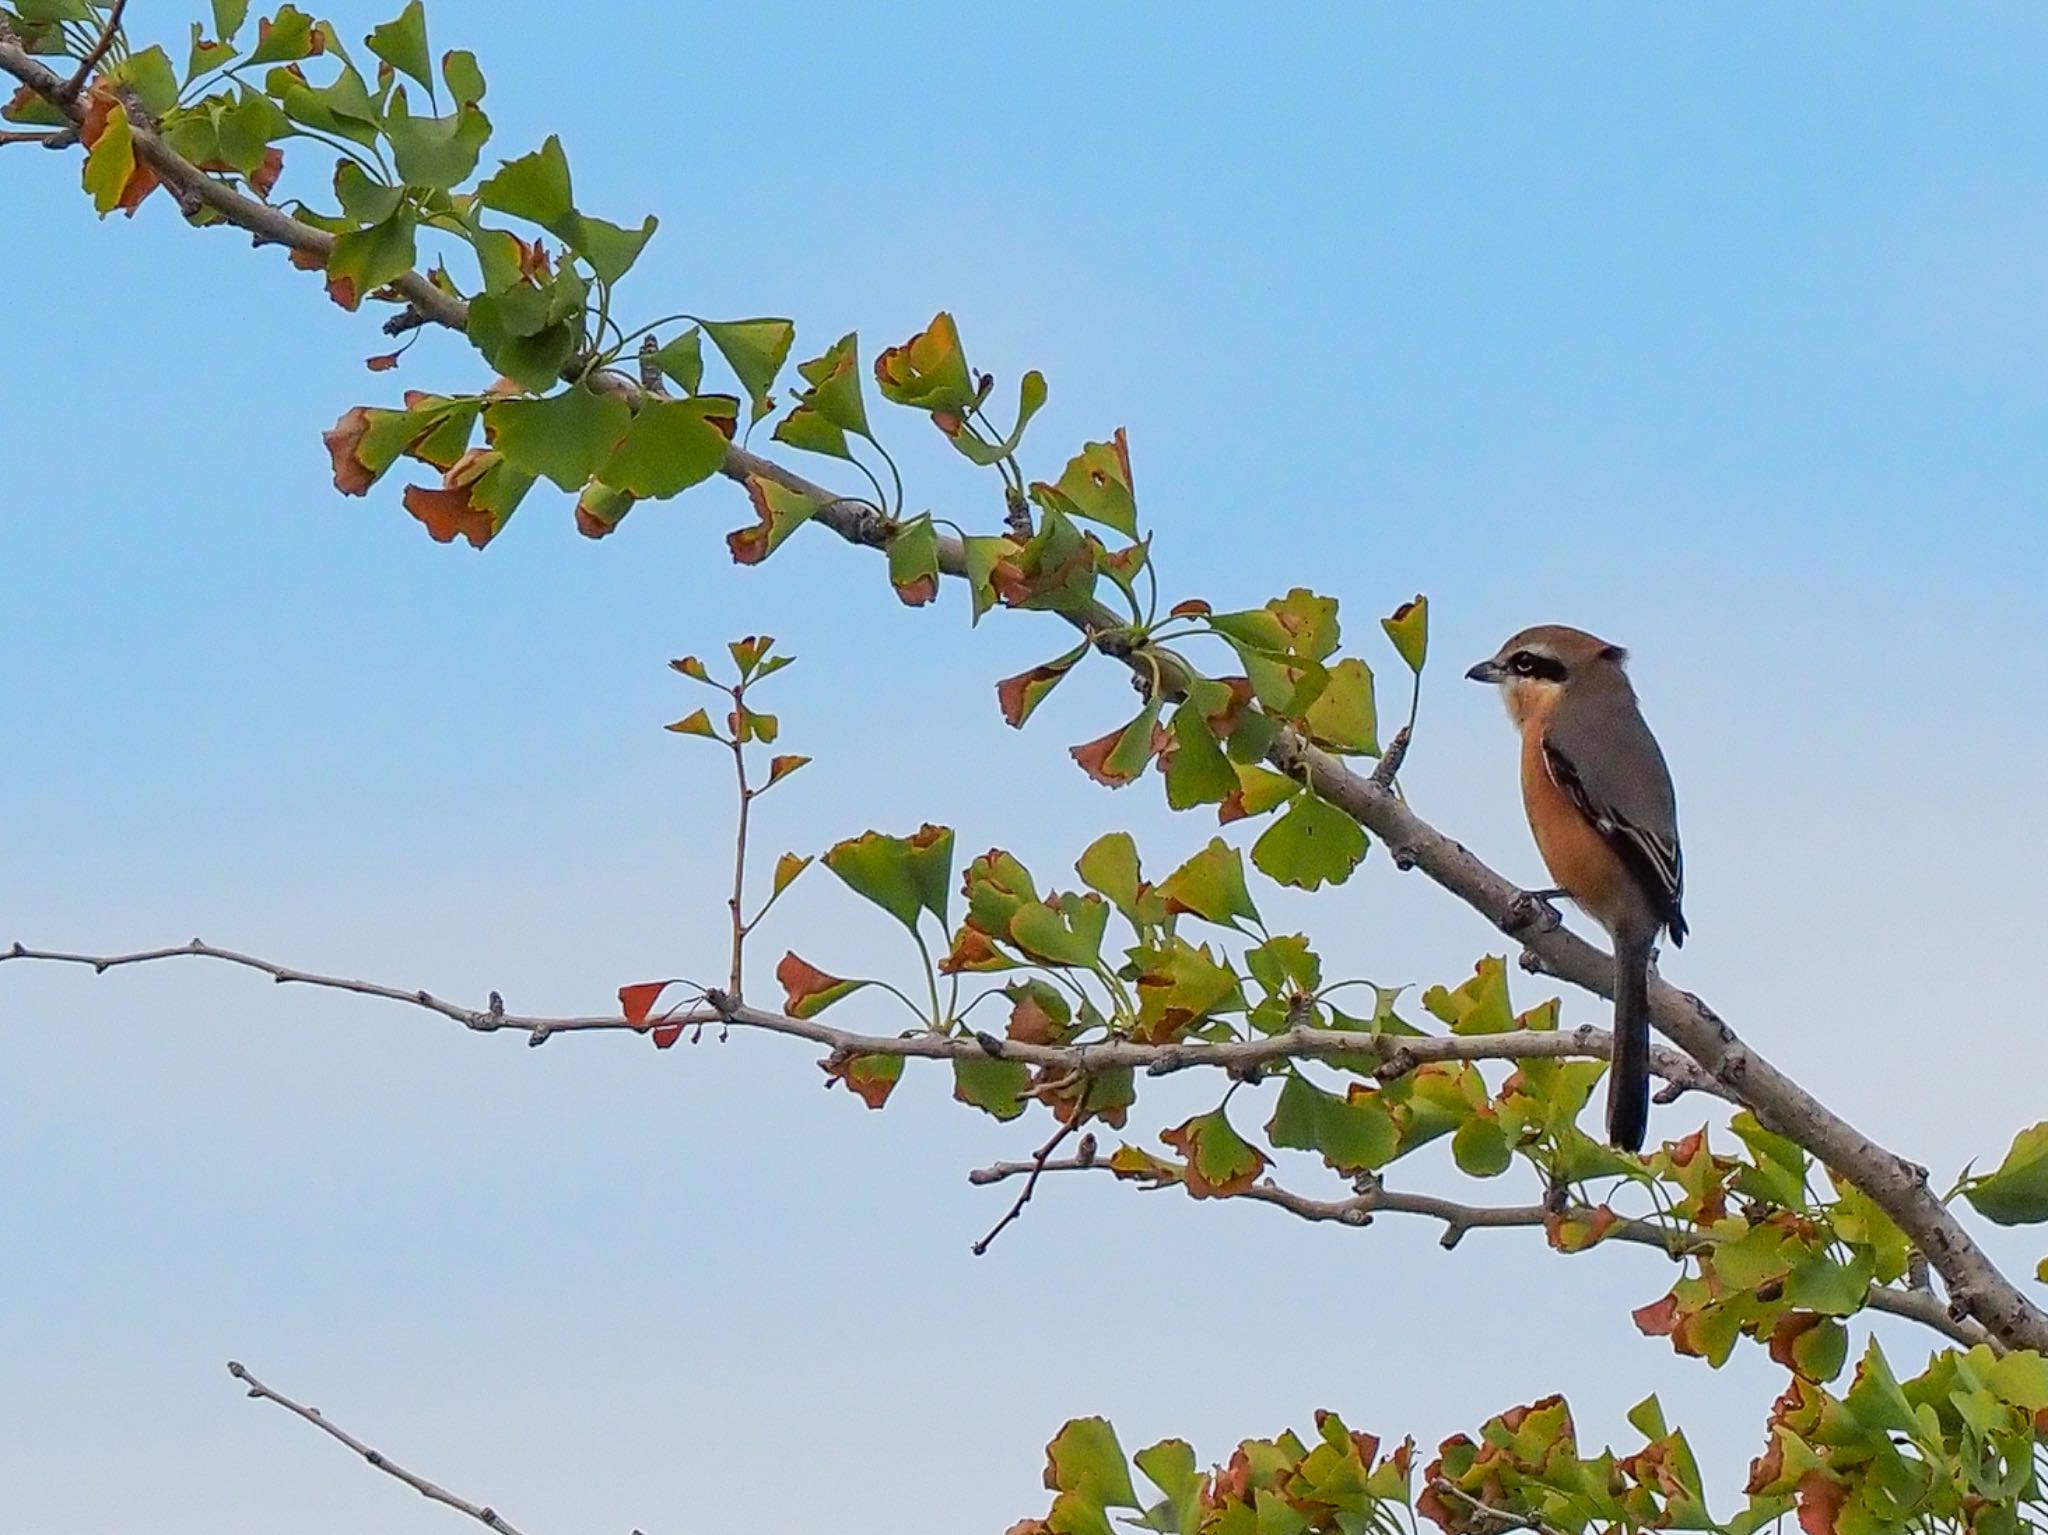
[227,1361,533,1535]
[1,27,2036,1352]
[970,1156,1991,1350]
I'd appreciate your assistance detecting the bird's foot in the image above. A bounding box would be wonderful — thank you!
[1506,888,1566,935]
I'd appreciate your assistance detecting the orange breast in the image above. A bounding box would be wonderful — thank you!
[1519,712,1632,935]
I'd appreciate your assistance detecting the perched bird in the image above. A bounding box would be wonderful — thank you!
[1466,626,1685,1152]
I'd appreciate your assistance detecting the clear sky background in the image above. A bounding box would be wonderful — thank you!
[5,4,2047,1531]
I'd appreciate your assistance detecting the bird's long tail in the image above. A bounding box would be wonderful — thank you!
[1607,934,1653,1152]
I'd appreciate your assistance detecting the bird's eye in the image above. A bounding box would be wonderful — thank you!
[1508,651,1536,675]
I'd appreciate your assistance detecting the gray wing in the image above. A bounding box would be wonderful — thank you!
[1543,677,1687,943]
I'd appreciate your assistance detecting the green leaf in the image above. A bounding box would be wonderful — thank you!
[995,642,1090,730]
[1990,1350,2048,1411]
[246,5,317,65]
[728,476,821,564]
[596,397,729,498]
[385,93,490,190]
[792,331,872,437]
[111,45,180,115]
[1163,699,1238,811]
[1032,429,1135,537]
[776,951,869,1022]
[1784,1252,1873,1315]
[334,160,402,225]
[366,0,433,94]
[953,1055,1030,1121]
[1223,763,1299,824]
[478,133,573,228]
[441,48,485,104]
[1070,695,1164,788]
[486,387,631,492]
[1157,839,1260,930]
[1422,957,1516,1037]
[1161,1108,1269,1197]
[1381,595,1428,674]
[1267,1074,1395,1173]
[1967,1122,2048,1225]
[701,318,795,426]
[81,102,136,216]
[886,515,941,606]
[565,212,656,286]
[651,328,704,395]
[1251,791,1368,891]
[213,0,252,42]
[1452,1116,1513,1177]
[1009,897,1109,969]
[664,707,718,740]
[874,311,974,412]
[944,369,1047,466]
[573,480,635,539]
[13,0,93,20]
[188,23,237,78]
[216,85,289,171]
[1245,934,1320,997]
[822,825,954,932]
[1303,658,1378,755]
[1076,831,1161,929]
[1045,1418,1139,1509]
[326,209,419,310]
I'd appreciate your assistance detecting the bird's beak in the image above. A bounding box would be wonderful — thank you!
[1465,658,1506,684]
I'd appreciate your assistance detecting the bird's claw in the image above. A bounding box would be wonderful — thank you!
[1506,889,1564,935]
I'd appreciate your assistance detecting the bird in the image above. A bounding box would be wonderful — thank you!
[1466,625,1685,1152]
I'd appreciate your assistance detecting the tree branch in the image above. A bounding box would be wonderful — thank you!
[60,0,126,101]
[1,23,2036,1352]
[0,940,1723,1092]
[968,1156,1992,1350]
[226,1361,534,1535]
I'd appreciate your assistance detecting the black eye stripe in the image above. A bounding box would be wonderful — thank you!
[1508,651,1568,683]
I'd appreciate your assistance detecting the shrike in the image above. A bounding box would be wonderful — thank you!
[1467,625,1685,1152]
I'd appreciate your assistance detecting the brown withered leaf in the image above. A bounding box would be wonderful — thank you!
[1795,1471,1845,1535]
[250,146,284,199]
[322,406,377,496]
[402,483,495,549]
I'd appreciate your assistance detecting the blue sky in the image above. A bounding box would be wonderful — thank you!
[4,4,2047,1531]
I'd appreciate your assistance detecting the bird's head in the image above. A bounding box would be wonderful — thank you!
[1466,624,1629,726]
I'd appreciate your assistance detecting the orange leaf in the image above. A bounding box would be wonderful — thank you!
[402,482,496,549]
[366,352,401,372]
[651,1022,683,1048]
[322,406,376,496]
[619,980,678,1028]
[250,146,284,199]
[1795,1472,1845,1535]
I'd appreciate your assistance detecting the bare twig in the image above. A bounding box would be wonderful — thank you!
[0,126,71,146]
[59,0,126,101]
[0,24,2038,1353]
[725,681,753,1001]
[1430,1478,1569,1535]
[967,1155,1992,1349]
[226,1361,532,1535]
[971,1118,1080,1255]
[0,941,1718,1089]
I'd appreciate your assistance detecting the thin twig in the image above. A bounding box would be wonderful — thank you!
[226,1361,532,1535]
[725,681,753,1002]
[966,1155,1992,1349]
[971,1118,1081,1255]
[1430,1478,1569,1535]
[0,940,1722,1090]
[59,0,125,101]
